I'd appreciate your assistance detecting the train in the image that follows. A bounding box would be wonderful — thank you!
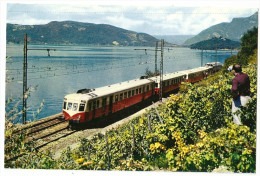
[62,62,222,124]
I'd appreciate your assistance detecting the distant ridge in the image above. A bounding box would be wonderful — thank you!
[184,12,258,45]
[7,21,159,46]
[190,36,241,50]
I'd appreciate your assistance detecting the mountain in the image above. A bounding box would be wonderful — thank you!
[190,36,241,50]
[153,35,195,45]
[184,12,258,45]
[6,21,159,46]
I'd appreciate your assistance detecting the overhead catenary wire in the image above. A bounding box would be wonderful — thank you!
[6,48,236,84]
[5,55,221,83]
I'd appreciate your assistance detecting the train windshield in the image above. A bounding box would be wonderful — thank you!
[73,103,78,111]
[66,102,81,111]
[67,103,72,110]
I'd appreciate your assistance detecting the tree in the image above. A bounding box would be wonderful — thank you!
[223,27,258,70]
[237,27,258,65]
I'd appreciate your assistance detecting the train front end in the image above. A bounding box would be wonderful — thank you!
[62,93,89,124]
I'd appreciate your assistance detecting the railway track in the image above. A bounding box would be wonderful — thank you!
[5,114,78,162]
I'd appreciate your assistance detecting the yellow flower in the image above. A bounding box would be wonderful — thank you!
[197,142,204,148]
[139,118,144,126]
[82,161,93,166]
[76,158,84,164]
[198,130,207,139]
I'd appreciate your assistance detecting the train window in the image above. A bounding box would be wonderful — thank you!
[128,91,131,97]
[63,102,67,110]
[155,83,159,88]
[96,100,100,108]
[124,92,127,99]
[139,88,141,94]
[132,90,135,96]
[88,102,92,111]
[120,93,123,100]
[147,85,149,91]
[115,95,118,102]
[136,89,138,94]
[167,81,170,86]
[73,103,78,111]
[162,82,165,86]
[102,98,107,106]
[67,102,72,110]
[79,104,85,112]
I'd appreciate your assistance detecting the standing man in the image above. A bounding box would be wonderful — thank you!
[231,64,251,125]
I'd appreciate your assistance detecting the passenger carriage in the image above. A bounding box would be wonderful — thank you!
[183,67,211,83]
[150,72,186,95]
[62,78,155,124]
[205,62,222,74]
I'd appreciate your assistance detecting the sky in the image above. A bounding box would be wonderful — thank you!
[5,1,258,35]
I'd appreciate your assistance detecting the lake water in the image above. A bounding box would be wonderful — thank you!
[5,44,237,123]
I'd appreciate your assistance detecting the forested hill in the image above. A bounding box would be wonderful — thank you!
[184,12,258,45]
[190,36,241,50]
[7,21,159,46]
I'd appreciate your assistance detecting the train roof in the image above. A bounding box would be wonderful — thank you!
[150,71,186,82]
[205,62,222,67]
[182,66,211,74]
[64,77,154,101]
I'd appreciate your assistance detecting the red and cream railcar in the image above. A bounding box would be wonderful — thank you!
[62,63,222,124]
[205,62,222,75]
[150,72,187,95]
[62,78,155,124]
[183,66,211,83]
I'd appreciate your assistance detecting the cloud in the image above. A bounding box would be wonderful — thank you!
[6,4,257,35]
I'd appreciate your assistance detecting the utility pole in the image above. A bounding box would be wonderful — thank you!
[155,41,158,73]
[201,47,204,66]
[22,34,56,124]
[23,34,28,124]
[159,39,164,102]
[134,40,164,101]
[215,44,218,64]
